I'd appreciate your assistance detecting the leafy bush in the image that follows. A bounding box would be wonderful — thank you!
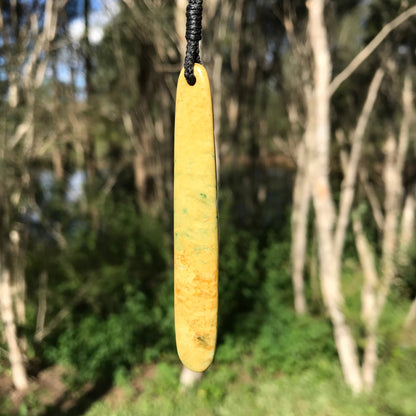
[218,227,263,340]
[254,315,337,374]
[28,201,174,383]
[84,355,416,416]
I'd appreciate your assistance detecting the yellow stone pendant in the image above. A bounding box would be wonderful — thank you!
[174,64,218,372]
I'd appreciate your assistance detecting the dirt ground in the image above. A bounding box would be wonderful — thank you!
[0,365,66,413]
[0,363,157,415]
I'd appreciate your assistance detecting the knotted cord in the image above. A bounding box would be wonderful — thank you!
[184,0,203,85]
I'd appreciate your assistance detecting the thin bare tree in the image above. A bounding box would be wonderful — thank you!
[286,2,416,321]
[304,0,416,393]
[0,0,68,390]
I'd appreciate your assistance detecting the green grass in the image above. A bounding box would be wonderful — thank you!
[84,352,416,416]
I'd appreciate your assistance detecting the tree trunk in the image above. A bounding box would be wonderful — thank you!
[0,265,28,390]
[399,184,415,253]
[291,141,310,315]
[353,73,413,391]
[377,73,412,311]
[9,229,26,327]
[358,167,384,231]
[133,152,147,208]
[84,0,96,186]
[334,68,385,260]
[352,216,379,391]
[209,1,227,182]
[379,133,401,309]
[307,0,363,393]
[11,235,28,354]
[35,271,48,342]
[179,366,203,390]
[335,69,384,390]
[0,0,65,390]
[309,231,322,310]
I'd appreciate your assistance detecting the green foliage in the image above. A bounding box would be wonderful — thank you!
[377,296,411,361]
[375,346,416,416]
[218,226,263,338]
[84,353,416,416]
[48,296,146,381]
[250,236,336,373]
[254,315,337,374]
[28,200,174,383]
[215,335,248,364]
[217,192,294,342]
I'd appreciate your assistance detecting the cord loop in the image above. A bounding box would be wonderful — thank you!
[184,0,203,85]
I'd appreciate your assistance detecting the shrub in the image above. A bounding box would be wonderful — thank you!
[30,201,174,383]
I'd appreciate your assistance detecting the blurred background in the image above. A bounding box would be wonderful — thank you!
[0,0,415,415]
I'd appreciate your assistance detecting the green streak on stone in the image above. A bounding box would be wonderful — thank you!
[200,193,207,199]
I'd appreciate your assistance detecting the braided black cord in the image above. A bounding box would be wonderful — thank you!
[184,0,203,85]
